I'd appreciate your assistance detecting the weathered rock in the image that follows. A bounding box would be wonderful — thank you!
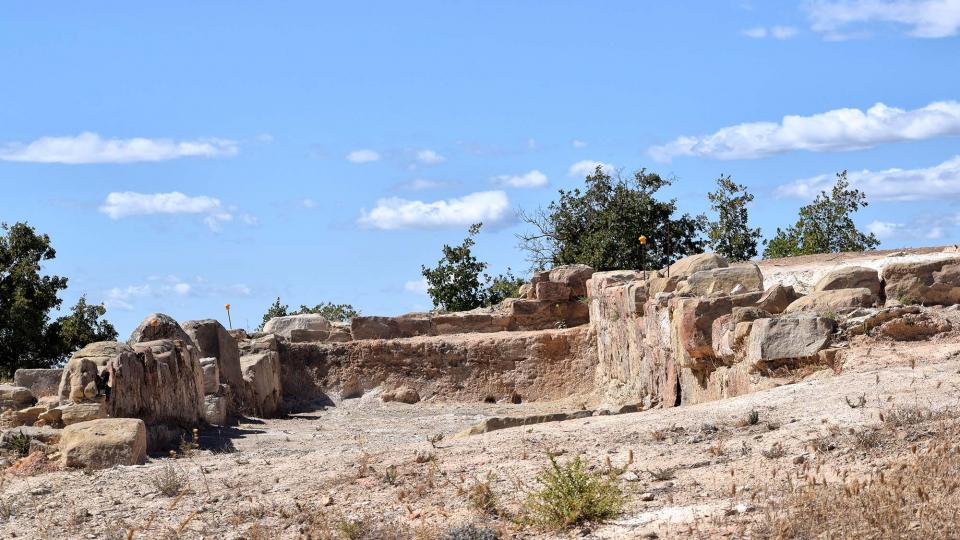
[200,358,220,395]
[882,258,960,306]
[59,401,107,425]
[14,405,45,426]
[182,319,244,396]
[59,418,147,469]
[240,351,282,417]
[326,323,353,343]
[535,281,571,302]
[518,283,533,299]
[648,275,683,295]
[711,308,771,362]
[669,253,729,279]
[878,312,951,341]
[351,315,433,340]
[814,266,881,296]
[37,407,63,427]
[746,316,835,369]
[784,288,876,313]
[382,385,420,404]
[681,264,764,296]
[262,314,332,341]
[119,339,206,430]
[548,264,594,297]
[58,355,108,403]
[69,341,135,367]
[756,284,801,314]
[127,313,196,348]
[13,369,63,398]
[678,297,736,360]
[0,385,36,409]
[204,394,228,425]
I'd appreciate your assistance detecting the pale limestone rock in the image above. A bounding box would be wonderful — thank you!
[13,369,63,398]
[746,316,835,369]
[59,418,147,469]
[0,385,35,409]
[814,266,881,296]
[784,288,876,313]
[262,314,332,341]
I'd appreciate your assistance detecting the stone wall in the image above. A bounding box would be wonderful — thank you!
[275,326,596,407]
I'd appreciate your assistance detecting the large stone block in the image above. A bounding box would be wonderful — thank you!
[262,314,332,341]
[13,369,63,398]
[882,258,960,306]
[535,281,571,302]
[0,385,36,409]
[548,264,594,297]
[746,316,835,369]
[682,264,764,296]
[59,418,147,470]
[814,266,881,296]
[128,313,196,348]
[668,253,729,279]
[241,351,282,417]
[784,288,876,313]
[182,319,244,395]
[756,284,801,314]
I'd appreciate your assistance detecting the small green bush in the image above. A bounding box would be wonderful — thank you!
[4,432,31,457]
[524,454,623,529]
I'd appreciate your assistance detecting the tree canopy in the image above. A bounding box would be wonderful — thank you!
[703,175,762,262]
[763,171,879,259]
[0,222,117,376]
[517,166,705,271]
[258,298,361,330]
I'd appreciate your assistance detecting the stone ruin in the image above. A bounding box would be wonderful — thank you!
[5,248,960,469]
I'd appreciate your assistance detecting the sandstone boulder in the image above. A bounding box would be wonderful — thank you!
[241,351,282,417]
[535,281,571,302]
[120,339,206,430]
[681,264,764,296]
[60,401,107,425]
[128,313,196,347]
[784,288,876,313]
[882,258,960,306]
[382,385,420,404]
[746,316,835,369]
[59,418,147,469]
[204,394,228,425]
[13,369,63,398]
[548,264,594,297]
[0,385,36,409]
[878,312,951,341]
[756,284,801,314]
[262,314,332,341]
[350,315,433,340]
[669,253,729,278]
[58,355,109,403]
[518,283,533,299]
[814,266,881,296]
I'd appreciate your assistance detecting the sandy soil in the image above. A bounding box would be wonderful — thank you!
[2,334,960,539]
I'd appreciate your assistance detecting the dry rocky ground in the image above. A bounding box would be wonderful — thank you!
[3,332,960,539]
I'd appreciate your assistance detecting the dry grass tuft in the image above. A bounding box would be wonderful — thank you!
[523,454,623,529]
[756,413,960,539]
[150,463,188,497]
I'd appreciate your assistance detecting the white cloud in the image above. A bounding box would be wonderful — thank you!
[346,149,381,163]
[358,190,510,230]
[0,132,237,164]
[568,160,615,177]
[404,278,430,295]
[777,155,960,201]
[572,139,588,148]
[99,191,250,232]
[650,100,960,161]
[302,198,318,208]
[806,0,960,39]
[105,277,251,311]
[397,178,450,191]
[867,220,903,239]
[416,149,445,164]
[742,25,798,39]
[491,170,548,188]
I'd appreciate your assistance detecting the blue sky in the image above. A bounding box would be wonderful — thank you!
[2,1,959,335]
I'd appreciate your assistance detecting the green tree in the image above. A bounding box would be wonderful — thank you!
[0,222,69,376]
[483,269,526,307]
[295,302,360,322]
[422,223,489,312]
[258,297,361,330]
[48,295,119,360]
[517,166,705,271]
[258,297,288,330]
[763,171,879,259]
[703,175,762,261]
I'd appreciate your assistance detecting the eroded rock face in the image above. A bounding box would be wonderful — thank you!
[119,339,206,431]
[0,385,36,409]
[127,313,196,347]
[238,333,283,417]
[883,258,960,306]
[746,316,835,369]
[59,418,147,470]
[756,284,801,314]
[814,266,881,296]
[382,385,421,404]
[182,319,244,398]
[548,264,595,297]
[13,369,63,398]
[669,253,728,278]
[784,288,876,313]
[681,264,764,296]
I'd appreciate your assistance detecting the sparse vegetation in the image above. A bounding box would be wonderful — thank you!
[466,474,498,516]
[150,464,188,497]
[703,174,762,262]
[3,432,32,457]
[524,454,624,529]
[259,298,361,329]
